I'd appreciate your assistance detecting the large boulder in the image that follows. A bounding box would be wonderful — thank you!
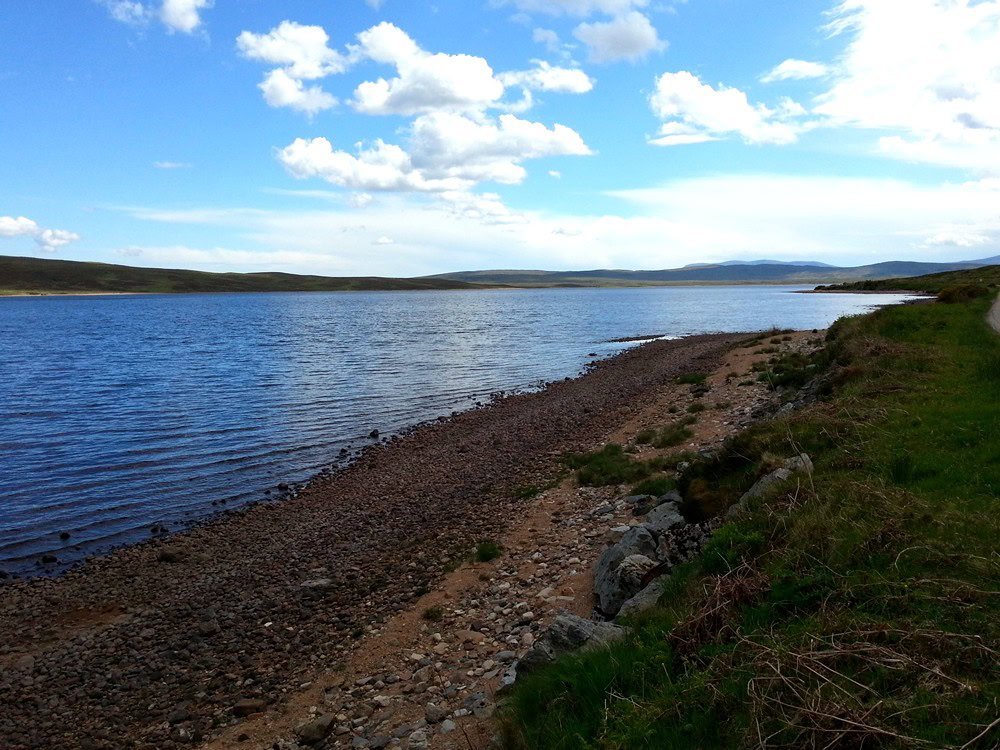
[617,577,669,619]
[727,455,812,518]
[643,502,685,538]
[513,614,627,679]
[594,527,657,615]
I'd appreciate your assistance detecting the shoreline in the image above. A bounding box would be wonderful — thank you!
[0,331,751,749]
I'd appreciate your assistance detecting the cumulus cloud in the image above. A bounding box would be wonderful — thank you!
[278,113,591,192]
[532,27,561,52]
[499,0,649,16]
[160,0,211,33]
[813,0,1000,172]
[572,11,664,63]
[365,0,387,8]
[373,235,394,244]
[237,21,352,115]
[153,160,192,169]
[649,71,802,146]
[97,0,152,25]
[499,61,594,93]
[0,216,80,253]
[761,59,830,83]
[351,23,506,115]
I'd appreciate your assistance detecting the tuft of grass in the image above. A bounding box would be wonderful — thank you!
[475,540,502,562]
[630,476,676,497]
[564,444,666,486]
[422,605,445,622]
[675,372,708,385]
[634,428,657,445]
[687,401,706,414]
[501,295,1000,750]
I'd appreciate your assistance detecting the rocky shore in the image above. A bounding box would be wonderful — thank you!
[0,333,750,750]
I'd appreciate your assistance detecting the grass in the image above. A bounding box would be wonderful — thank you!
[475,540,503,563]
[687,401,706,413]
[817,264,1000,294]
[630,476,676,497]
[675,372,708,385]
[564,444,668,487]
[500,295,1000,749]
[422,605,445,622]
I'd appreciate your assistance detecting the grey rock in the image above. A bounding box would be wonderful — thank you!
[783,453,814,475]
[624,494,654,506]
[300,578,334,590]
[12,655,34,673]
[369,738,391,749]
[352,737,370,748]
[296,714,337,745]
[517,614,627,677]
[594,526,657,613]
[406,729,428,749]
[440,719,456,735]
[643,502,685,538]
[657,490,683,506]
[233,698,266,717]
[617,578,669,619]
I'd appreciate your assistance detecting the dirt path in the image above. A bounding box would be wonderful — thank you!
[196,330,824,750]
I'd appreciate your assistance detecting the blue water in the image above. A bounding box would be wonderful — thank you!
[0,286,914,574]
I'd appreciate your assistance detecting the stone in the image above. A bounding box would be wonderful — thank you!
[13,655,34,673]
[657,490,683,506]
[406,729,429,749]
[783,453,814,475]
[440,719,456,734]
[517,614,627,677]
[594,526,657,614]
[352,737,371,748]
[233,698,267,717]
[617,578,669,619]
[424,703,447,723]
[157,547,186,563]
[643,503,685,538]
[296,714,337,745]
[300,578,334,590]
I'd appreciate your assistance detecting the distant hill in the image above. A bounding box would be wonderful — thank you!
[428,258,998,286]
[817,264,1000,294]
[0,256,486,295]
[684,259,837,268]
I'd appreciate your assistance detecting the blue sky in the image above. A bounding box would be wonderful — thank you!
[1,0,998,276]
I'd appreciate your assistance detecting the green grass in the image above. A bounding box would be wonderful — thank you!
[564,445,668,487]
[501,296,1000,749]
[630,476,676,497]
[475,540,503,562]
[818,264,1000,294]
[0,255,490,295]
[422,605,445,622]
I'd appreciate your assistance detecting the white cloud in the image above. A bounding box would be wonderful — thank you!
[649,71,801,145]
[351,23,506,115]
[237,21,352,114]
[499,61,594,93]
[237,21,351,80]
[923,230,990,248]
[532,27,561,52]
[0,216,40,237]
[813,0,1000,172]
[366,0,387,8]
[549,170,562,178]
[572,11,664,63]
[499,0,649,17]
[349,192,374,208]
[97,0,152,25]
[278,112,591,192]
[153,160,192,169]
[373,235,394,244]
[258,68,338,115]
[761,59,830,83]
[0,216,80,253]
[160,0,211,33]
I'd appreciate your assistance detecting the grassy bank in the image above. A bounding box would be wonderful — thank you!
[500,295,1000,748]
[0,256,487,295]
[817,264,1000,294]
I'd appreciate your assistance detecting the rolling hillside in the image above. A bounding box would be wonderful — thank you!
[0,256,486,295]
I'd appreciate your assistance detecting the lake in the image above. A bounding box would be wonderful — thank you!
[0,286,914,575]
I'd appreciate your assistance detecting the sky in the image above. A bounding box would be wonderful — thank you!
[1,0,999,277]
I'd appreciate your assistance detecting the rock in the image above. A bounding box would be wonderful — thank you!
[13,654,34,672]
[595,527,657,614]
[606,525,631,542]
[369,737,391,749]
[296,713,336,745]
[624,494,654,506]
[643,503,685,538]
[495,650,516,663]
[608,555,658,615]
[300,578,334,590]
[454,630,486,644]
[517,614,627,677]
[425,703,447,724]
[233,698,266,717]
[41,554,58,564]
[440,719,456,734]
[352,737,370,748]
[369,429,380,439]
[783,453,814,475]
[168,707,191,724]
[406,729,428,749]
[657,490,683,506]
[59,531,71,540]
[617,578,669,619]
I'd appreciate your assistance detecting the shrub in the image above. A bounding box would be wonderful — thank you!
[422,605,445,622]
[631,476,676,497]
[688,401,706,413]
[937,284,990,303]
[475,540,502,562]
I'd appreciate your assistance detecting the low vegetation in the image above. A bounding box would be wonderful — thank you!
[502,294,1000,748]
[475,540,503,563]
[817,264,1000,294]
[0,256,488,295]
